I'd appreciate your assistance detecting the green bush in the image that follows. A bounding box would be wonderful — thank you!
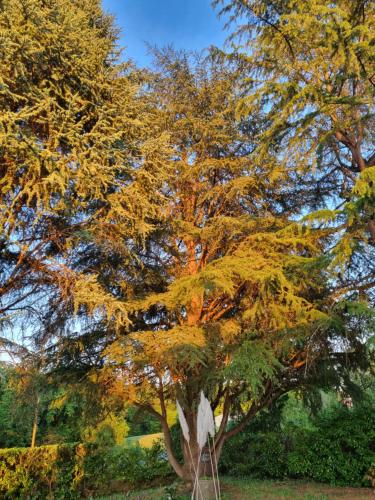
[170,422,183,462]
[220,431,288,479]
[220,398,375,487]
[287,401,375,486]
[84,440,172,490]
[219,398,289,479]
[0,443,87,499]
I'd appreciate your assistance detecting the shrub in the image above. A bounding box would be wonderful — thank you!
[287,401,375,486]
[220,431,288,479]
[84,440,172,490]
[219,398,375,487]
[219,398,289,479]
[0,443,87,499]
[170,422,183,462]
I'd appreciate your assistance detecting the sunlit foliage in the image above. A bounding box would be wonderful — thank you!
[0,0,166,345]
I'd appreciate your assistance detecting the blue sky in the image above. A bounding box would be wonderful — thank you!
[101,0,229,67]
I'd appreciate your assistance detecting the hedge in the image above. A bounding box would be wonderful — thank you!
[0,440,172,499]
[84,441,171,491]
[0,443,87,499]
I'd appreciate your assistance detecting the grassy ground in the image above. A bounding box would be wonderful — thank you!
[95,477,374,499]
[124,432,163,448]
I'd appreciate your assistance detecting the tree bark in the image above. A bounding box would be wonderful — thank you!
[161,419,185,479]
[367,220,375,245]
[181,438,223,482]
[31,394,40,448]
[334,130,375,244]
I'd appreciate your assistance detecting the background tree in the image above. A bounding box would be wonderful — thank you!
[214,0,375,302]
[0,363,33,447]
[0,357,129,448]
[102,50,368,481]
[0,0,166,355]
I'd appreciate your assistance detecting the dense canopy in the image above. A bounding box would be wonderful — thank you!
[0,0,373,487]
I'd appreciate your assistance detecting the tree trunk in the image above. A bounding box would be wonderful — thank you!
[181,438,224,482]
[31,394,40,448]
[368,219,375,245]
[335,134,375,244]
[161,419,185,479]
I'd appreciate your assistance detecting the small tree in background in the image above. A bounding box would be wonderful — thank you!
[0,357,130,448]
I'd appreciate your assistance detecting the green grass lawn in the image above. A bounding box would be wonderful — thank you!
[95,477,374,499]
[124,432,163,448]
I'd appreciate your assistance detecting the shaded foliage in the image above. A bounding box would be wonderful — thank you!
[220,393,375,486]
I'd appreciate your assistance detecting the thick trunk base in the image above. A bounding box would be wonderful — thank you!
[194,478,216,500]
